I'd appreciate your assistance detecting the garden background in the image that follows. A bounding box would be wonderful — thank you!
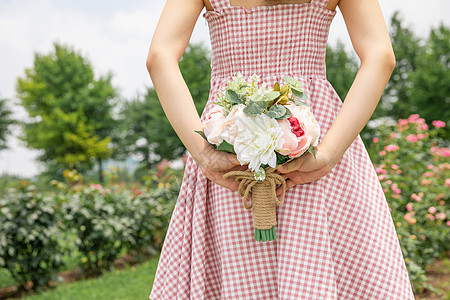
[0,0,449,299]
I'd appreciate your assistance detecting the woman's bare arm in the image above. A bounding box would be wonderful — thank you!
[320,0,396,167]
[275,0,395,191]
[146,0,209,164]
[147,0,247,191]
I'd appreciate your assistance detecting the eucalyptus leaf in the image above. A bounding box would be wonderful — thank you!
[292,88,308,100]
[244,99,267,115]
[225,89,241,103]
[293,99,310,107]
[250,93,264,102]
[283,75,303,89]
[264,91,281,101]
[266,104,288,119]
[279,107,292,119]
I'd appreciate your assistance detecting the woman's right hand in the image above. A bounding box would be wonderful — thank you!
[193,144,249,192]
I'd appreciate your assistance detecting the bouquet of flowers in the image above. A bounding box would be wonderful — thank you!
[195,73,321,242]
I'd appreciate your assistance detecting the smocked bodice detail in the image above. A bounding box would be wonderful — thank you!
[203,0,336,79]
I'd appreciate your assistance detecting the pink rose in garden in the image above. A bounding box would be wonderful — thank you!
[428,206,436,214]
[445,178,450,187]
[416,133,425,140]
[408,114,420,123]
[421,179,432,186]
[404,213,417,225]
[380,150,386,156]
[411,192,424,202]
[427,214,435,221]
[446,221,450,227]
[384,144,399,152]
[406,203,413,212]
[391,164,399,170]
[406,134,418,143]
[432,120,445,128]
[436,213,447,220]
[90,183,103,190]
[398,119,408,126]
[372,137,378,143]
[389,132,396,139]
[435,193,444,201]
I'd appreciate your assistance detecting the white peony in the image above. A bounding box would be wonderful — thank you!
[231,106,285,171]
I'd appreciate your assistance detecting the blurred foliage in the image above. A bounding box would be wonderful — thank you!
[15,42,119,181]
[0,97,16,151]
[0,159,185,294]
[326,40,358,101]
[0,183,66,293]
[116,43,211,172]
[372,12,449,139]
[367,113,449,295]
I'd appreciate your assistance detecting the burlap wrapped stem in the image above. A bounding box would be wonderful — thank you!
[223,166,287,242]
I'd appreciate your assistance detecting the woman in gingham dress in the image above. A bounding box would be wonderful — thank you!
[146,0,415,298]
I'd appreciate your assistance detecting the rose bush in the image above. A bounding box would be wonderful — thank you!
[367,113,449,294]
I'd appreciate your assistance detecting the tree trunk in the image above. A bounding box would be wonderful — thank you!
[98,157,104,183]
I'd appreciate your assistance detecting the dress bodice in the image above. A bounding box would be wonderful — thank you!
[202,0,337,79]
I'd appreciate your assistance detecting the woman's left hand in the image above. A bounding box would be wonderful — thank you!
[274,145,336,196]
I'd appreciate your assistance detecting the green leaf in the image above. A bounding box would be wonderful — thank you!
[292,88,308,100]
[266,104,288,119]
[243,99,267,115]
[249,93,264,102]
[275,152,294,165]
[194,130,208,142]
[293,98,310,107]
[264,91,281,101]
[283,75,303,89]
[216,140,236,153]
[225,89,241,103]
[308,145,317,159]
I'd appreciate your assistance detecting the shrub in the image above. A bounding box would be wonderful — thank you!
[61,184,133,275]
[367,114,449,294]
[0,183,65,292]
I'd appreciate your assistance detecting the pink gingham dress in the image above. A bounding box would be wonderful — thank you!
[149,0,415,298]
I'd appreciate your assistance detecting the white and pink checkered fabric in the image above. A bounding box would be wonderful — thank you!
[149,0,415,299]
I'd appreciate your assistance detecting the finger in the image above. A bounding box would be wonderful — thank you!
[276,156,304,174]
[225,153,241,166]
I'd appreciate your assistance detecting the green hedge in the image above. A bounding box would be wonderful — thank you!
[0,165,183,293]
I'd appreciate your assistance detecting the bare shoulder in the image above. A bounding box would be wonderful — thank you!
[325,0,340,12]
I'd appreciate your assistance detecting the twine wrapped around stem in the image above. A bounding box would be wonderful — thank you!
[223,167,287,242]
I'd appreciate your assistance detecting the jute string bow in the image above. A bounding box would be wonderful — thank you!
[223,167,287,231]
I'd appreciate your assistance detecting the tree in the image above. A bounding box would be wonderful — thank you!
[118,43,211,175]
[326,40,359,101]
[0,98,15,151]
[16,43,118,181]
[374,12,449,128]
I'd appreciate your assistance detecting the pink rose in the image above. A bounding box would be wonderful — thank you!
[203,104,245,146]
[406,134,418,143]
[432,120,445,128]
[384,144,399,152]
[277,104,320,158]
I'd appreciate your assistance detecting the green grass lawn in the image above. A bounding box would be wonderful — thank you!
[21,254,160,300]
